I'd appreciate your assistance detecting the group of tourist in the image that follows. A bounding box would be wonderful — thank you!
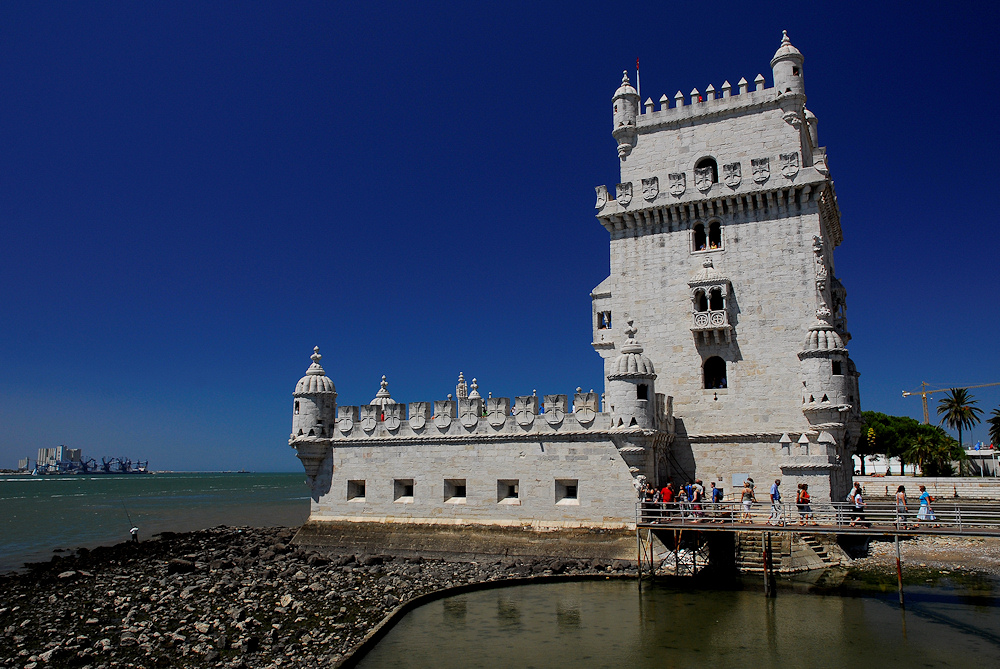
[640,478,944,529]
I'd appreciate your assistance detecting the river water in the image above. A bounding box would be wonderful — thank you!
[0,472,310,572]
[358,579,1000,668]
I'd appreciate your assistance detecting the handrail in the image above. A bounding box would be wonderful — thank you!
[634,500,1000,535]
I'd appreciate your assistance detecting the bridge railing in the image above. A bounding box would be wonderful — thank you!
[635,500,1000,532]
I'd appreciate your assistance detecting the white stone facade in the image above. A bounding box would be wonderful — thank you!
[290,33,860,530]
[594,32,860,501]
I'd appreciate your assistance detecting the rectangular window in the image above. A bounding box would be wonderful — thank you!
[597,311,612,330]
[394,478,414,503]
[832,361,843,376]
[294,401,300,415]
[444,478,467,504]
[347,480,366,502]
[555,479,579,505]
[637,384,648,400]
[497,479,520,505]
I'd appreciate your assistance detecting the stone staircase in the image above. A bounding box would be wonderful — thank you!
[799,534,835,566]
[735,531,843,573]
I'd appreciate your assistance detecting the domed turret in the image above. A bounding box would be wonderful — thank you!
[771,30,805,97]
[607,320,658,428]
[369,375,397,410]
[612,71,640,159]
[292,346,337,438]
[798,309,851,408]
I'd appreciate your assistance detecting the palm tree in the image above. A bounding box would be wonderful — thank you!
[988,408,1000,448]
[904,434,938,474]
[936,388,983,449]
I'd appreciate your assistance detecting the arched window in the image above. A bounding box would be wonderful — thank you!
[709,288,724,311]
[703,357,727,389]
[696,290,708,312]
[693,223,707,251]
[708,221,722,249]
[695,157,718,184]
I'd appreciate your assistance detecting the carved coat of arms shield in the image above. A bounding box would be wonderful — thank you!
[383,404,403,431]
[514,396,536,427]
[487,398,509,428]
[668,173,686,197]
[408,402,427,430]
[694,167,714,192]
[360,405,378,432]
[751,157,770,183]
[543,395,566,426]
[459,399,481,428]
[641,177,659,201]
[723,162,742,189]
[615,182,632,206]
[780,152,799,179]
[595,185,608,209]
[337,407,355,434]
[574,392,598,425]
[433,400,453,429]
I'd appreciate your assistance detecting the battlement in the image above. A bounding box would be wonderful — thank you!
[636,73,781,128]
[302,389,673,443]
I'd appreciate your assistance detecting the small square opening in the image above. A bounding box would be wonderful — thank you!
[497,479,520,505]
[556,479,579,505]
[832,361,843,376]
[597,311,612,330]
[444,478,467,504]
[394,478,414,503]
[347,479,366,502]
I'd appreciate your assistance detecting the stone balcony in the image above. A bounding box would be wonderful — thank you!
[691,309,732,344]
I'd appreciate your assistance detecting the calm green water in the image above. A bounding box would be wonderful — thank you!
[0,472,310,572]
[358,580,1000,668]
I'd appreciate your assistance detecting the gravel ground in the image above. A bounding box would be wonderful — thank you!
[0,526,637,669]
[850,536,1000,576]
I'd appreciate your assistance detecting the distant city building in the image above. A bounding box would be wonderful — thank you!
[37,445,82,469]
[289,33,860,531]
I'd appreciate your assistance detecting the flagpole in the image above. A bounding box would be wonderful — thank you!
[636,58,641,110]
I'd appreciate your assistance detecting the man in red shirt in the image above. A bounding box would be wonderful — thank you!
[661,483,675,519]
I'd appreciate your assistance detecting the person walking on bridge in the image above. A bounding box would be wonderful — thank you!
[768,479,783,526]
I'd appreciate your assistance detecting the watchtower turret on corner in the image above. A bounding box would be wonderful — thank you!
[612,71,639,159]
[771,30,805,98]
[291,346,337,439]
[606,321,658,429]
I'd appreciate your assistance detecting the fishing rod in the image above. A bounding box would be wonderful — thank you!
[120,498,135,527]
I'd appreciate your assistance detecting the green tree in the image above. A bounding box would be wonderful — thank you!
[937,388,983,449]
[987,407,1000,448]
[903,429,964,477]
[862,411,927,475]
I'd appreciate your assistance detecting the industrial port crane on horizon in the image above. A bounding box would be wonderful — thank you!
[902,381,1000,425]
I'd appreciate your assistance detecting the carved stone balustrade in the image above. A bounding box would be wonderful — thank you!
[691,309,732,343]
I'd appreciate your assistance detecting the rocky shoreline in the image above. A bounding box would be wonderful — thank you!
[0,526,640,669]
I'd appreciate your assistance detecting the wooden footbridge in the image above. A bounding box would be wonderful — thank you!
[633,501,1000,602]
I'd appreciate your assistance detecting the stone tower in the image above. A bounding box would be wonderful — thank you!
[606,320,658,429]
[292,346,337,438]
[591,32,860,501]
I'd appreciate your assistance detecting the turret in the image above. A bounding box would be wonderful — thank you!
[292,346,337,438]
[612,71,639,159]
[606,320,658,429]
[797,309,850,410]
[771,30,805,97]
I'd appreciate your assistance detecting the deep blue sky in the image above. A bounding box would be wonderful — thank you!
[2,2,998,471]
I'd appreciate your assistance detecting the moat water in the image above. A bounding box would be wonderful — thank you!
[357,579,1000,668]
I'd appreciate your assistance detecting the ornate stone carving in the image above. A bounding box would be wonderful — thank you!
[544,395,567,425]
[669,173,686,197]
[615,182,632,206]
[487,397,510,427]
[383,403,404,431]
[337,406,357,434]
[408,402,428,430]
[574,390,599,424]
[723,162,741,189]
[514,395,537,426]
[459,398,481,428]
[694,167,713,192]
[433,400,455,429]
[641,177,659,201]
[780,152,799,178]
[751,157,770,183]
[595,185,608,209]
[782,110,801,127]
[360,405,378,432]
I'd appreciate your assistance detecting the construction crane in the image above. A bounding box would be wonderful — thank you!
[902,382,1000,424]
